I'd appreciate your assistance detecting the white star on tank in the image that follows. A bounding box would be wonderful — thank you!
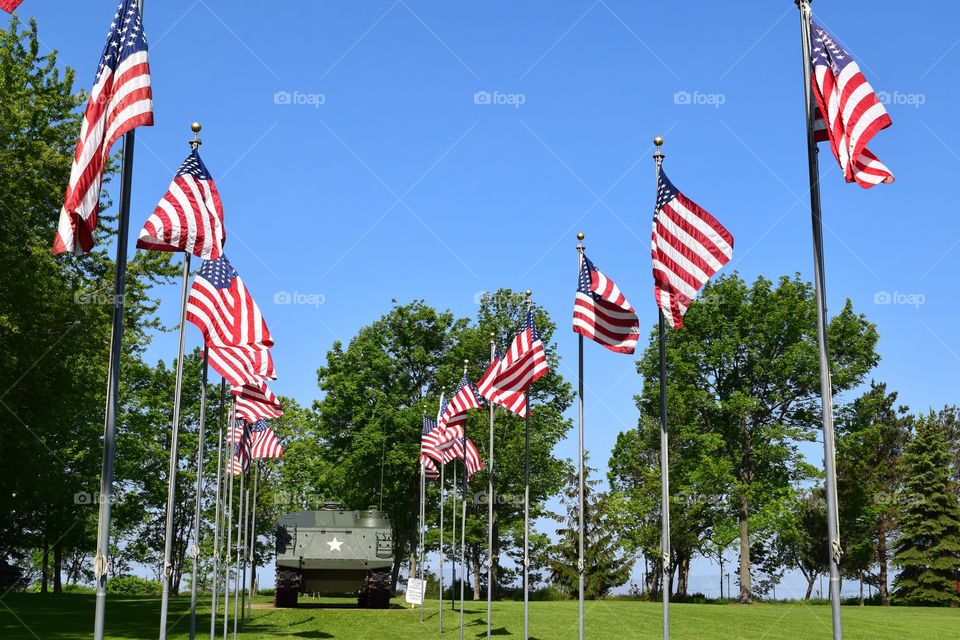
[327,537,344,552]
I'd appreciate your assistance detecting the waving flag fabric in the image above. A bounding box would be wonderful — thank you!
[478,312,548,417]
[436,425,483,481]
[232,381,283,422]
[187,256,273,348]
[207,344,275,387]
[54,0,153,255]
[573,252,639,354]
[810,19,893,188]
[476,348,502,404]
[652,170,733,330]
[249,420,284,459]
[137,149,226,259]
[1,1,25,13]
[420,415,442,478]
[227,420,251,476]
[438,371,481,430]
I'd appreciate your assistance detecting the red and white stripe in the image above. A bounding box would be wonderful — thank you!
[1,1,25,13]
[437,425,483,480]
[232,381,283,422]
[479,320,548,417]
[811,20,894,188]
[573,253,639,354]
[53,2,153,255]
[652,175,733,330]
[207,344,275,388]
[420,455,440,480]
[137,153,225,259]
[438,380,481,430]
[187,269,272,348]
[251,427,284,459]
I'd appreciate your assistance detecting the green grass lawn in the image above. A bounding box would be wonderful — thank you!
[1,593,957,639]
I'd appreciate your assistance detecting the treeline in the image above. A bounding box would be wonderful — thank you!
[607,275,960,606]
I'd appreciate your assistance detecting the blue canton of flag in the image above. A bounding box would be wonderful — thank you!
[197,256,238,290]
[96,1,149,84]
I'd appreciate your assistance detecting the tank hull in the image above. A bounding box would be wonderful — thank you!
[274,506,394,608]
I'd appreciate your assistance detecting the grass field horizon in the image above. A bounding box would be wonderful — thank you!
[1,593,957,639]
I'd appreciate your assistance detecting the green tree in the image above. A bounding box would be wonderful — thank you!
[548,465,634,599]
[0,16,176,587]
[837,382,912,605]
[607,414,731,598]
[635,274,878,603]
[892,412,960,606]
[775,489,829,600]
[312,293,573,593]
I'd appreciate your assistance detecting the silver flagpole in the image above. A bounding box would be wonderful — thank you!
[486,333,495,640]
[92,5,144,638]
[419,459,426,622]
[459,361,469,640]
[575,234,586,640]
[222,397,236,640]
[189,344,210,640]
[653,137,671,640]
[210,380,226,640]
[248,460,260,619]
[451,452,457,611]
[795,2,843,637]
[438,389,446,634]
[523,290,532,640]
[240,476,250,625]
[159,231,194,637]
[232,465,245,640]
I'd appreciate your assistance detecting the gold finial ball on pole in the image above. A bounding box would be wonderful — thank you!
[576,232,585,241]
[525,289,532,297]
[654,136,664,148]
[191,122,202,134]
[464,359,469,366]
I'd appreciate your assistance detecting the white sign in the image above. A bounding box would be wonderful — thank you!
[405,578,425,605]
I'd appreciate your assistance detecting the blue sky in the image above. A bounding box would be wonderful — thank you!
[22,1,959,596]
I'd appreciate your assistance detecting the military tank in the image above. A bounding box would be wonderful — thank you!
[274,503,394,609]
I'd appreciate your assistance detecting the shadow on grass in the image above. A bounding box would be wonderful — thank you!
[475,626,512,636]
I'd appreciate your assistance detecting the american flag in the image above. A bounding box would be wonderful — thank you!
[419,416,442,479]
[652,169,733,330]
[810,19,893,188]
[207,343,276,388]
[137,149,226,259]
[573,252,639,354]
[433,394,465,463]
[1,1,25,13]
[249,420,284,459]
[476,347,502,405]
[186,255,273,348]
[477,311,548,417]
[435,425,483,481]
[438,371,481,430]
[232,381,283,422]
[53,0,153,256]
[227,420,252,476]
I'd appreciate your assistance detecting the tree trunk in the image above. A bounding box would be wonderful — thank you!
[41,540,49,594]
[859,573,864,606]
[877,522,889,606]
[471,543,482,601]
[650,557,662,600]
[676,552,690,598]
[804,575,815,600]
[738,496,752,603]
[53,542,62,594]
[390,536,406,592]
[719,554,725,599]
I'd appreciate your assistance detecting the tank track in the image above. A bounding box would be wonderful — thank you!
[274,567,300,608]
[357,570,392,609]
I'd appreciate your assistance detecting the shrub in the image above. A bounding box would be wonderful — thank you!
[107,575,162,596]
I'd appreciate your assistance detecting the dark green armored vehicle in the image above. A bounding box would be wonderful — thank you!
[274,503,393,608]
